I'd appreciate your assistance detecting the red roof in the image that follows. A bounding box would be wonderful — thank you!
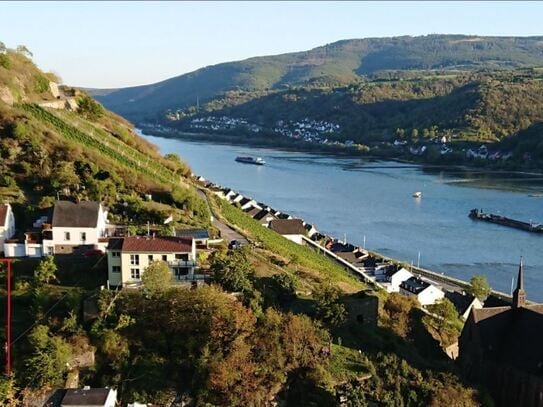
[0,204,8,226]
[108,236,193,253]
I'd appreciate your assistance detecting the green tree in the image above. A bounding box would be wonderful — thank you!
[51,161,80,191]
[34,256,57,285]
[77,94,105,120]
[467,275,491,301]
[211,250,254,293]
[272,272,298,300]
[314,283,346,328]
[410,128,419,140]
[142,261,172,295]
[26,325,72,388]
[428,298,462,331]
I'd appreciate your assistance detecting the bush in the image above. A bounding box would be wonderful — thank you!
[77,94,105,120]
[34,74,50,93]
[314,283,346,328]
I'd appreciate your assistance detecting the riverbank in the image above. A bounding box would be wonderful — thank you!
[137,125,543,176]
[197,175,515,305]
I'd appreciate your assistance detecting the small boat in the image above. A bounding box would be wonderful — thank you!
[412,192,422,198]
[235,156,265,165]
[528,193,543,198]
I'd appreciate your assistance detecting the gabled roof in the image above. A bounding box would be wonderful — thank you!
[61,388,113,406]
[0,203,9,226]
[245,207,262,218]
[445,290,478,316]
[52,201,101,228]
[239,197,251,206]
[253,209,277,221]
[107,236,192,253]
[269,219,305,235]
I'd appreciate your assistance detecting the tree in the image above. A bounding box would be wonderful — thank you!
[142,261,171,295]
[314,283,346,328]
[428,298,462,331]
[34,256,57,285]
[467,275,491,301]
[272,272,298,300]
[77,94,105,120]
[410,128,419,140]
[211,250,254,293]
[50,161,80,192]
[16,45,32,57]
[26,325,72,388]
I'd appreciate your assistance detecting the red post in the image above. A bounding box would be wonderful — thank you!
[1,259,11,376]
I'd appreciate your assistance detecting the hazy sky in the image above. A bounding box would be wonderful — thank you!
[1,1,542,88]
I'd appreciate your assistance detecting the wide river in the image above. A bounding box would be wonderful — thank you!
[141,132,543,301]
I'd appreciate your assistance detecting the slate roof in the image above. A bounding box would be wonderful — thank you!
[469,304,543,376]
[269,219,305,235]
[52,201,101,228]
[400,277,430,294]
[0,203,8,226]
[61,388,112,406]
[107,236,192,252]
[175,228,209,239]
[253,209,277,221]
[445,290,478,316]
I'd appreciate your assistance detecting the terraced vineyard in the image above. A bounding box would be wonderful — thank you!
[22,104,185,187]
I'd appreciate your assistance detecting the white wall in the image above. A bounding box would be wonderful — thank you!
[283,234,303,245]
[3,243,25,257]
[0,204,16,252]
[418,285,445,306]
[388,268,413,293]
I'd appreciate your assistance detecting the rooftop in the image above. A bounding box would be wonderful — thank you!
[52,201,101,228]
[175,228,209,240]
[400,277,431,294]
[269,219,305,235]
[107,236,193,253]
[61,388,113,406]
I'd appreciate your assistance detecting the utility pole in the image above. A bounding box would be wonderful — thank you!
[1,259,11,376]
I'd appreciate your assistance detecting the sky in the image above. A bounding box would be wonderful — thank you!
[1,1,542,88]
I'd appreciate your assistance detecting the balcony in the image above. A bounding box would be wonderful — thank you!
[168,259,196,268]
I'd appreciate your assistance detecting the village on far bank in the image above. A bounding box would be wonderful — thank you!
[0,171,541,406]
[153,113,532,164]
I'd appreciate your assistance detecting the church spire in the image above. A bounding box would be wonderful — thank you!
[512,257,526,309]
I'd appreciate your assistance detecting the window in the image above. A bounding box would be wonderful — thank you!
[111,251,120,257]
[130,254,139,265]
[46,246,54,256]
[131,268,140,279]
[162,255,167,261]
[80,232,87,241]
[64,232,71,241]
[175,253,189,261]
[148,255,154,262]
[174,267,188,276]
[112,266,121,273]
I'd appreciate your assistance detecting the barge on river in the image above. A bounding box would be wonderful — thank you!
[235,156,265,165]
[469,209,543,234]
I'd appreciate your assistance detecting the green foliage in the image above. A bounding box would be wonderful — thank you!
[216,198,361,287]
[211,249,255,293]
[142,261,172,295]
[382,293,418,338]
[271,272,298,299]
[34,256,57,285]
[467,275,491,301]
[314,283,346,328]
[77,94,105,120]
[0,53,11,69]
[33,74,49,93]
[26,325,73,388]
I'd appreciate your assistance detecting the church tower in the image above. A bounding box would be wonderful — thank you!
[512,257,526,309]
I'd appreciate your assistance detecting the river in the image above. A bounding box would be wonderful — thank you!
[139,132,543,301]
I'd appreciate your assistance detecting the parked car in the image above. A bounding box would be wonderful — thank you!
[228,240,242,250]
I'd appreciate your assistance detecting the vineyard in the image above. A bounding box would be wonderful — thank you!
[22,104,184,187]
[216,197,363,287]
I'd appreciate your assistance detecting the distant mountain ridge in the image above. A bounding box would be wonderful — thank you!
[92,35,543,119]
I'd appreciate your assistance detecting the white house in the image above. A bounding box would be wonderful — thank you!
[399,276,445,306]
[445,290,484,320]
[269,219,306,244]
[383,267,413,293]
[61,387,117,407]
[42,201,108,255]
[0,203,16,255]
[107,236,198,288]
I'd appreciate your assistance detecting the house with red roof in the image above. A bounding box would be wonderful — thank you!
[106,235,199,288]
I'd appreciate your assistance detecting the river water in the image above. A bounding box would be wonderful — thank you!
[140,132,543,301]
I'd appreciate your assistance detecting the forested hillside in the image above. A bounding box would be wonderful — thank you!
[93,35,543,120]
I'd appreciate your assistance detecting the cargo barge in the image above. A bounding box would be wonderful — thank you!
[235,156,265,165]
[469,209,543,234]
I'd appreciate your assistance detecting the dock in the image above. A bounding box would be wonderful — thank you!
[469,209,543,234]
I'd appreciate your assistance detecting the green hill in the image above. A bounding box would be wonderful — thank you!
[0,46,209,229]
[93,35,543,120]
